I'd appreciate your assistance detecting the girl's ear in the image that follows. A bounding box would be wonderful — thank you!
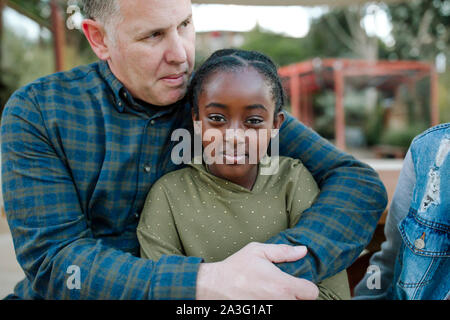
[273,111,285,130]
[191,109,200,123]
[192,110,202,135]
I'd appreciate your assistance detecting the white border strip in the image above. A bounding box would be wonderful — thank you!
[364,159,404,171]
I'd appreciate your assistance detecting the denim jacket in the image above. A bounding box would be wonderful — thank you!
[354,123,449,300]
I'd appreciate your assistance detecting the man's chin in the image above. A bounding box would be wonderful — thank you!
[148,88,187,106]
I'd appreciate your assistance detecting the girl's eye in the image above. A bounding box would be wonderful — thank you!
[208,114,226,122]
[246,117,264,125]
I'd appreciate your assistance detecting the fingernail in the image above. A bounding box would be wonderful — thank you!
[296,246,307,253]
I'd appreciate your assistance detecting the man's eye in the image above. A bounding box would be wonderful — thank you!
[180,19,191,28]
[144,32,162,40]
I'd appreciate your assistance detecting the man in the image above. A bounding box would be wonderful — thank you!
[1,0,387,299]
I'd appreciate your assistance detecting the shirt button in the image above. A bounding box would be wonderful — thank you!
[414,238,425,250]
[144,165,151,173]
[134,212,140,220]
[150,120,156,126]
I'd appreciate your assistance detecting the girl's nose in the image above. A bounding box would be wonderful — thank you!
[225,128,246,148]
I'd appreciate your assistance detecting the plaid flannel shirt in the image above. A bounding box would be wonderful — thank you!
[1,60,387,300]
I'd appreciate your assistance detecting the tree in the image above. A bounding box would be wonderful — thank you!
[382,0,450,61]
[0,0,96,110]
[240,25,311,67]
[321,6,379,61]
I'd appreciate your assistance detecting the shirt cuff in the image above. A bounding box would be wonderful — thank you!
[149,254,203,300]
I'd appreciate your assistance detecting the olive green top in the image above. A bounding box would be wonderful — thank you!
[137,156,350,300]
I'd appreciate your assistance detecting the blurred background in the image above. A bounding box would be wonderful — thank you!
[0,0,449,298]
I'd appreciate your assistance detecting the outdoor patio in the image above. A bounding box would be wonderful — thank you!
[0,214,24,299]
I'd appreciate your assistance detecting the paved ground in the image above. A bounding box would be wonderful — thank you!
[0,215,25,299]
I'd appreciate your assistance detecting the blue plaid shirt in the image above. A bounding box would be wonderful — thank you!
[1,60,387,300]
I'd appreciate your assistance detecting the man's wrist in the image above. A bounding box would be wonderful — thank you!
[149,255,203,300]
[196,262,221,300]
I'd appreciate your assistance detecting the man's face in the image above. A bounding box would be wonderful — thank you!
[107,0,195,106]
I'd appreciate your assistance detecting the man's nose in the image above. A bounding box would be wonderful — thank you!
[165,32,187,65]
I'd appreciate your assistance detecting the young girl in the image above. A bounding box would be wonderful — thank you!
[137,49,350,300]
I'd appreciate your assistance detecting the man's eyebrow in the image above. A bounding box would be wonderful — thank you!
[135,14,193,40]
[181,14,193,25]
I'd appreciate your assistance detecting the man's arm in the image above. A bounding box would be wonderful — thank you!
[1,92,202,300]
[269,113,388,282]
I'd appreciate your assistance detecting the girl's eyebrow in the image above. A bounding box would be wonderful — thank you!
[245,104,268,112]
[205,103,267,111]
[205,103,227,109]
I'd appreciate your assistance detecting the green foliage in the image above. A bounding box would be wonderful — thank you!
[438,71,450,123]
[2,27,54,86]
[382,0,450,61]
[0,26,55,112]
[379,123,428,148]
[238,9,368,67]
[0,68,20,110]
[364,103,385,146]
[306,9,362,59]
[313,92,335,140]
[6,0,51,29]
[240,26,311,67]
[0,0,96,110]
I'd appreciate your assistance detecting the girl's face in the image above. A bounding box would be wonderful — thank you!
[194,67,284,185]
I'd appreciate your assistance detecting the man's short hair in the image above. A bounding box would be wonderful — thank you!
[82,0,120,24]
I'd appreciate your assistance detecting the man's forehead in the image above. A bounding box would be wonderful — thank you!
[118,0,192,28]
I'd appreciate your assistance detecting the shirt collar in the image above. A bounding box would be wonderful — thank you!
[98,60,128,113]
[97,60,185,118]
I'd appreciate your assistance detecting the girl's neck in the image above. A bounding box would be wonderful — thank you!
[207,165,259,190]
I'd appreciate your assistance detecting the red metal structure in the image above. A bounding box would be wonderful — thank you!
[278,58,439,150]
[50,0,66,72]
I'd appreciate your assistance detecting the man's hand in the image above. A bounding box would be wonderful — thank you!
[196,242,319,300]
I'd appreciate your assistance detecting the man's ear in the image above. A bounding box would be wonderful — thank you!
[273,111,285,130]
[81,19,111,61]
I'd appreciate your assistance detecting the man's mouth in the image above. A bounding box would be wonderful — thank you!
[160,72,186,86]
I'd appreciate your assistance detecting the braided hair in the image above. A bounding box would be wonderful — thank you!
[188,49,286,117]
